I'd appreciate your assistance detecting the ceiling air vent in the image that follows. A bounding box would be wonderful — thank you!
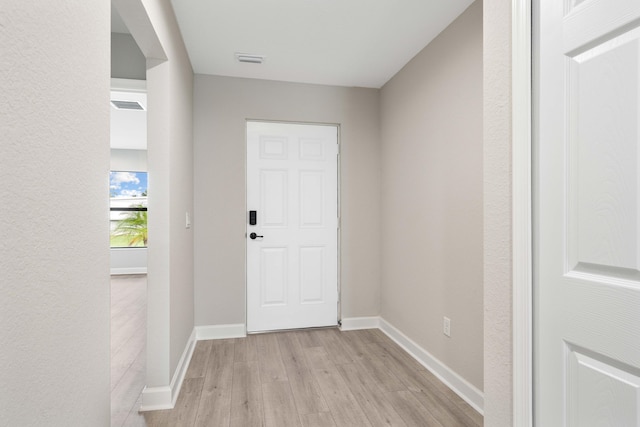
[235,53,265,64]
[111,100,145,110]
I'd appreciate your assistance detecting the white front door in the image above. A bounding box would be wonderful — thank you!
[536,0,640,425]
[246,121,338,332]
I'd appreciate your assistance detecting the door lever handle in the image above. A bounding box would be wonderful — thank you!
[249,232,263,240]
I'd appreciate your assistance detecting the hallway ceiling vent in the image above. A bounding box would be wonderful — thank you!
[111,100,145,111]
[235,53,265,64]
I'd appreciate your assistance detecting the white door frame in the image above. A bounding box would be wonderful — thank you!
[244,119,342,331]
[512,0,533,426]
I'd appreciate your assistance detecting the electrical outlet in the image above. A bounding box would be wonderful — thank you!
[443,317,451,337]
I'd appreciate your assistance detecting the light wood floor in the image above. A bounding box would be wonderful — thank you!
[111,275,147,427]
[140,328,483,427]
[109,275,482,426]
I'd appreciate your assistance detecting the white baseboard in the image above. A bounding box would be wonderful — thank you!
[168,329,197,406]
[340,316,380,331]
[378,317,484,414]
[195,323,246,340]
[139,325,243,411]
[139,320,483,415]
[139,385,172,412]
[140,329,197,412]
[110,267,147,275]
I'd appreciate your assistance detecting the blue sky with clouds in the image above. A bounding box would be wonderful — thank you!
[110,171,148,198]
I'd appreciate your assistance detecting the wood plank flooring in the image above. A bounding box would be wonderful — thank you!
[140,328,483,427]
[111,274,147,427]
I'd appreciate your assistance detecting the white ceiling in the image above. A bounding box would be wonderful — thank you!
[169,0,474,89]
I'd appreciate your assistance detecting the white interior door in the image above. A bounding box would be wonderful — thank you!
[536,0,640,425]
[246,121,338,332]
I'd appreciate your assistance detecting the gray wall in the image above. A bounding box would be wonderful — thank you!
[111,33,146,80]
[193,76,381,327]
[137,0,195,385]
[1,1,110,425]
[115,0,195,389]
[111,148,147,171]
[380,1,484,391]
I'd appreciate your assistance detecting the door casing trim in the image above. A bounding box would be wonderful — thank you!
[512,0,533,425]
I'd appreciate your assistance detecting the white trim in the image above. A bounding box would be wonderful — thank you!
[168,329,197,407]
[140,329,197,411]
[138,385,172,412]
[110,267,148,275]
[339,316,380,331]
[379,318,484,415]
[140,320,485,415]
[195,324,246,340]
[512,0,533,425]
[110,77,146,92]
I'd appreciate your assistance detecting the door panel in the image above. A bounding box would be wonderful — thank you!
[261,248,287,306]
[262,170,288,227]
[570,30,640,274]
[536,0,640,424]
[567,345,640,427]
[299,246,325,303]
[247,122,338,332]
[300,171,325,227]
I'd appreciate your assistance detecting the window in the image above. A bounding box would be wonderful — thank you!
[110,171,148,248]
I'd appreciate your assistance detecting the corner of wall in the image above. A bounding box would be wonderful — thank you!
[483,0,514,424]
[141,329,197,411]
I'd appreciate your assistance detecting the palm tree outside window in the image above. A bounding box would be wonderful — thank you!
[109,171,148,248]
